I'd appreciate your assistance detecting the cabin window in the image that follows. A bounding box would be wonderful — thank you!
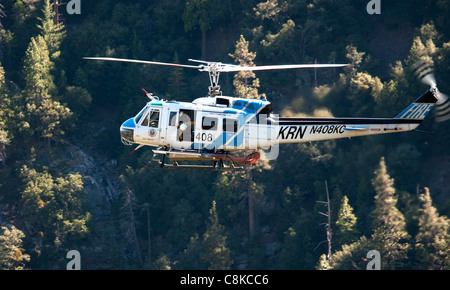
[202,117,218,130]
[223,118,238,133]
[178,109,195,142]
[169,111,177,126]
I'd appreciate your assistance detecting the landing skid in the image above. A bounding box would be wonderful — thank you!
[144,158,244,171]
[145,148,254,171]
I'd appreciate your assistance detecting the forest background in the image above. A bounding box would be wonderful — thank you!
[0,0,449,270]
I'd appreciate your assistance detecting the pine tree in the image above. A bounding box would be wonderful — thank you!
[414,187,450,269]
[37,0,65,61]
[23,35,55,103]
[229,35,265,99]
[317,235,372,270]
[217,35,272,237]
[37,98,72,144]
[177,234,207,269]
[370,157,409,269]
[335,195,360,247]
[22,35,72,145]
[225,36,271,241]
[201,201,233,270]
[407,22,438,67]
[254,0,286,21]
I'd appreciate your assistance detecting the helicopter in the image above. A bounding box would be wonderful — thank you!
[84,57,447,170]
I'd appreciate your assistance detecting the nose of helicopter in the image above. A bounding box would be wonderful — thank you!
[120,118,135,145]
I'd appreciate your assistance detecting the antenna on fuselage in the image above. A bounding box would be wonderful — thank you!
[142,89,159,101]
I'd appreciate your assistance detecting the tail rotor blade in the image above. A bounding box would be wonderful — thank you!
[435,92,450,122]
[411,60,450,122]
[421,72,437,88]
[412,59,436,87]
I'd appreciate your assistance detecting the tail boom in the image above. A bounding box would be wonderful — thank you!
[276,118,420,143]
[276,89,437,144]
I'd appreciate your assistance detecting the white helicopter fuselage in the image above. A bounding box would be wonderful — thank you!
[120,95,279,153]
[120,89,437,160]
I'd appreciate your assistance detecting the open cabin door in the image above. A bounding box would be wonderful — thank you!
[174,109,195,149]
[165,108,178,147]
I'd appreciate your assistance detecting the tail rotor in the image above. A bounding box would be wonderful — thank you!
[412,60,450,122]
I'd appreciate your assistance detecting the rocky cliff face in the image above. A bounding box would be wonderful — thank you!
[65,144,120,221]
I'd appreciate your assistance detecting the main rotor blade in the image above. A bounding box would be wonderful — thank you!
[84,57,348,73]
[83,57,201,69]
[219,63,348,72]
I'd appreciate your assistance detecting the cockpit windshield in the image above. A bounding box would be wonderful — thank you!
[134,106,148,124]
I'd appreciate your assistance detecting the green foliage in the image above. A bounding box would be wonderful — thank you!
[19,165,89,267]
[0,226,30,270]
[321,158,448,270]
[370,157,410,269]
[318,235,372,270]
[37,0,65,61]
[201,201,233,270]
[20,166,89,238]
[0,63,10,165]
[183,0,225,32]
[335,196,359,247]
[414,188,450,269]
[23,35,55,99]
[63,86,92,117]
[229,35,265,99]
[21,35,72,144]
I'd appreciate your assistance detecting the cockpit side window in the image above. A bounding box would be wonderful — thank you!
[148,109,160,128]
[140,108,160,128]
